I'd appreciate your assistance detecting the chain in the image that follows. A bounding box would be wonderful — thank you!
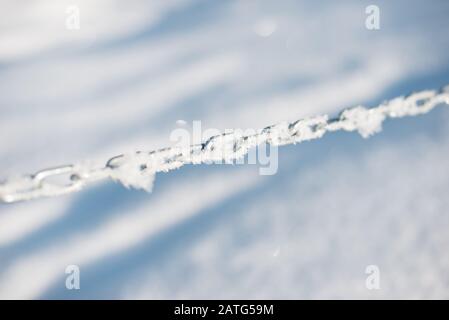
[1,85,448,203]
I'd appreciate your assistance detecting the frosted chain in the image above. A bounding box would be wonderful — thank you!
[1,85,448,203]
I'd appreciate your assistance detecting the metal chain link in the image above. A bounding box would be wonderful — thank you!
[1,85,448,203]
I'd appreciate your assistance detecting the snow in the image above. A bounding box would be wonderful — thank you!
[1,0,449,299]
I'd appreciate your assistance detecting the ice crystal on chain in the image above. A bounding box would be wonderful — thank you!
[1,85,448,203]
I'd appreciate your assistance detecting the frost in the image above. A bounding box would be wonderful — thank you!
[89,86,449,194]
[1,86,448,202]
[265,122,294,146]
[292,115,329,142]
[335,106,386,138]
[108,153,155,191]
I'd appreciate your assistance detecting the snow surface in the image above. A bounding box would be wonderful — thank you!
[1,0,449,299]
